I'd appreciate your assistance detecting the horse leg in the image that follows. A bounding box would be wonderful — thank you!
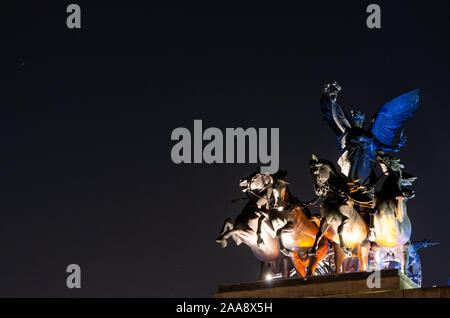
[290,251,309,278]
[356,241,370,271]
[259,262,273,280]
[306,237,329,276]
[368,211,376,242]
[216,228,239,248]
[371,243,381,270]
[395,197,405,222]
[337,216,352,257]
[276,222,293,256]
[309,217,328,256]
[256,215,265,246]
[217,218,233,240]
[282,256,290,277]
[333,242,345,274]
[261,261,276,280]
[400,242,410,274]
[259,262,265,280]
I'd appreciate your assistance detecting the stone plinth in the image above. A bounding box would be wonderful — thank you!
[213,269,449,298]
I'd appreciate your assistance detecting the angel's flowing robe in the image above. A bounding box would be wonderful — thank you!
[337,127,378,186]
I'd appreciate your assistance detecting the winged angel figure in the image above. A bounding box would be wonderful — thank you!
[321,82,419,194]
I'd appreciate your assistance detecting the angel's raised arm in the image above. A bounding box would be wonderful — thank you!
[321,82,352,135]
[331,98,350,133]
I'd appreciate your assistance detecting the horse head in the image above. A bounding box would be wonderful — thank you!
[310,154,361,199]
[239,168,290,211]
[239,168,275,209]
[309,155,335,197]
[239,168,272,192]
[376,151,416,200]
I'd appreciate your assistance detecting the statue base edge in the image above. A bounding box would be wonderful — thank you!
[213,269,450,298]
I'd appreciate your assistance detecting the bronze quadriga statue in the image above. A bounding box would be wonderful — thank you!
[216,83,436,286]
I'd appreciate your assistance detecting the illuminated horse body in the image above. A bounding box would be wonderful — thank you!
[216,170,331,278]
[256,170,332,278]
[216,171,288,279]
[370,152,414,273]
[309,155,370,274]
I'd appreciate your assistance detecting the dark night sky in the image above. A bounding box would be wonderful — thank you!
[0,1,449,297]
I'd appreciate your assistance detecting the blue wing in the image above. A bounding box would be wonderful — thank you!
[320,94,350,154]
[370,89,420,146]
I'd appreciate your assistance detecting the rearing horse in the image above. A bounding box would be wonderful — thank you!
[216,169,331,278]
[216,170,284,279]
[370,151,413,273]
[254,170,332,278]
[308,155,370,273]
